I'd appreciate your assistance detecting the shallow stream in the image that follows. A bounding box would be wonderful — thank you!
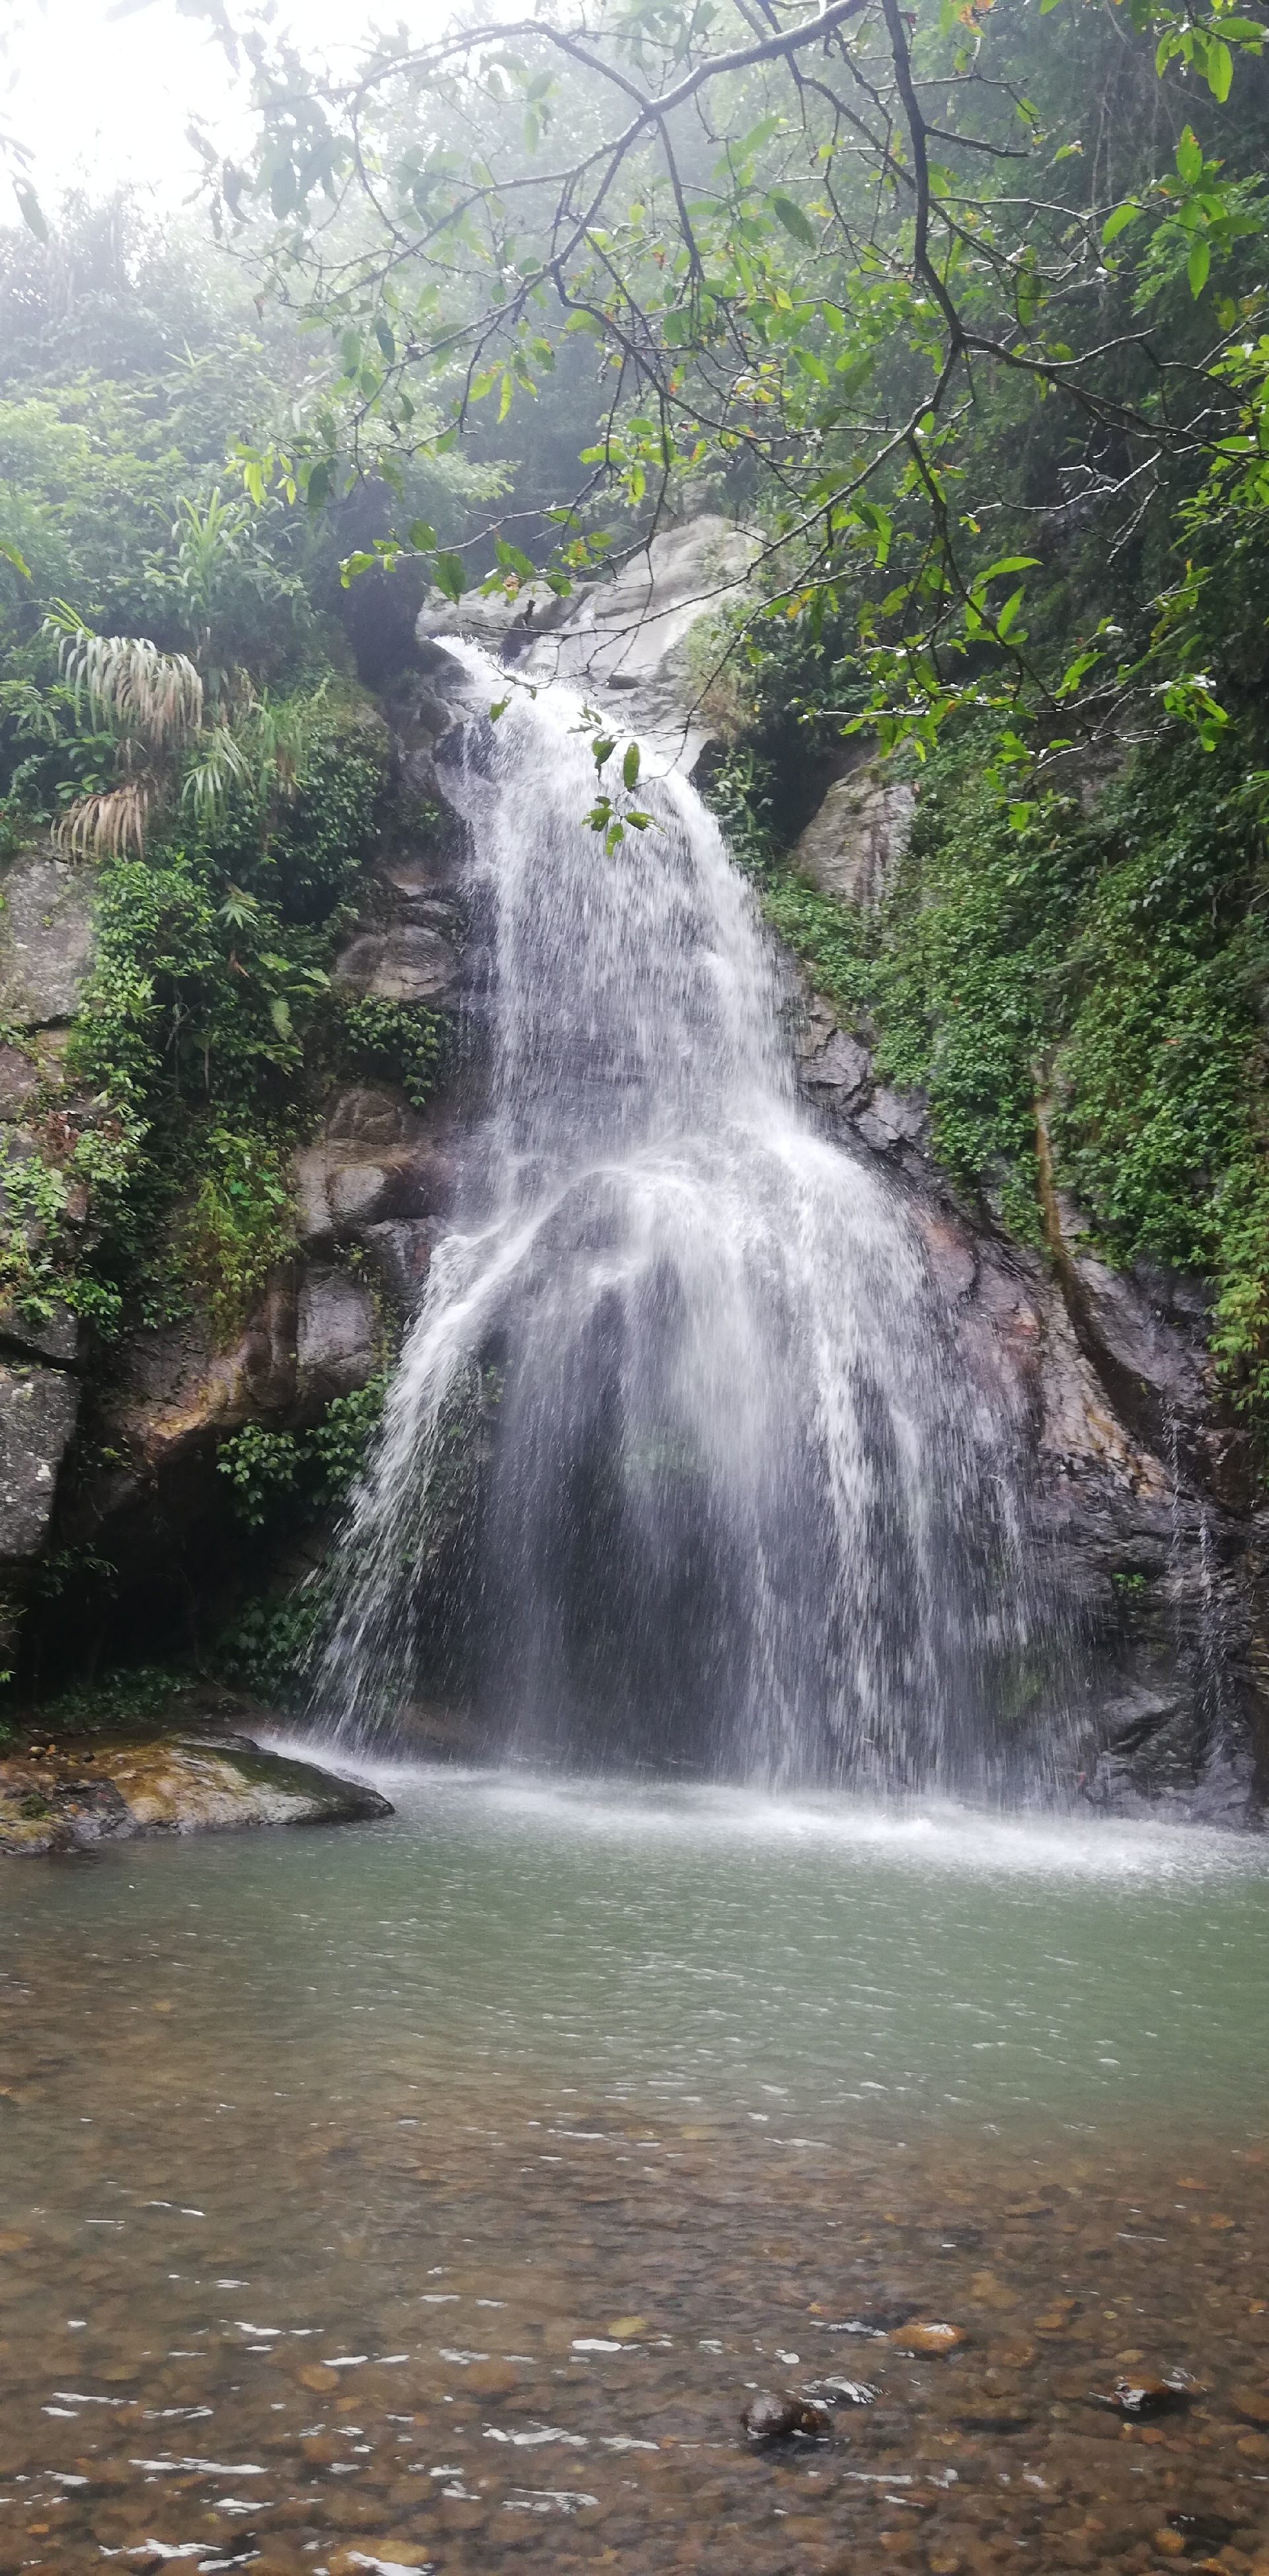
[3,1767,1268,2575]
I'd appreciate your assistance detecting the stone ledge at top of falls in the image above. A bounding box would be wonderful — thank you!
[0,1730,392,1855]
[416,513,760,771]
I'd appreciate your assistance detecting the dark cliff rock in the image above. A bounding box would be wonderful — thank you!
[788,936,1268,1824]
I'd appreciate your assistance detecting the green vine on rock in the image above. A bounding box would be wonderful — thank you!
[338,994,449,1111]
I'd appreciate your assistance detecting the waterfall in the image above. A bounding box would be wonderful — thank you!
[315,649,1047,1788]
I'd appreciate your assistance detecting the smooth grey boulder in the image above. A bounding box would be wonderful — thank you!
[295,1266,378,1403]
[418,512,759,775]
[794,768,916,910]
[0,852,95,1025]
[0,1360,79,1559]
[333,924,460,1005]
[326,1085,421,1153]
[328,1161,391,1230]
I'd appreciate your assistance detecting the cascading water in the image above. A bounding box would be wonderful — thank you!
[316,647,1050,1787]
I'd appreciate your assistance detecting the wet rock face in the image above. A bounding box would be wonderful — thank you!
[0,1360,78,1559]
[333,921,461,1007]
[794,766,917,910]
[0,1730,393,1854]
[296,1267,379,1406]
[418,512,760,772]
[0,850,95,1025]
[785,874,1269,1821]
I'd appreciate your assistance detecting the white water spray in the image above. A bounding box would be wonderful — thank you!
[316,649,1046,1785]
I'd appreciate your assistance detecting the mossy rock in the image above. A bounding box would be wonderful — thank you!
[0,1728,391,1855]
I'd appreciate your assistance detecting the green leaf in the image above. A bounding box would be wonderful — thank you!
[433,550,466,604]
[1188,235,1211,296]
[408,519,437,552]
[1206,36,1233,99]
[995,585,1026,638]
[769,193,816,250]
[374,317,397,362]
[269,996,293,1040]
[1176,126,1204,187]
[495,536,536,581]
[622,741,640,790]
[592,734,616,769]
[1101,201,1141,246]
[0,537,31,579]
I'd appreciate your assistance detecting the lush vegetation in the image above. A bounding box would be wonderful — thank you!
[0,0,1268,1719]
[0,200,472,1344]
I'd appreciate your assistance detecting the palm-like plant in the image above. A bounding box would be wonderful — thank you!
[46,612,205,860]
[41,583,319,858]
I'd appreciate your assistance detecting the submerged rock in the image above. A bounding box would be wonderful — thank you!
[741,2390,830,2443]
[1091,2371,1194,2419]
[0,1730,392,1855]
[888,2320,966,2355]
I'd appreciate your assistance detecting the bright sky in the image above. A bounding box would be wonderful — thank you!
[9,0,415,209]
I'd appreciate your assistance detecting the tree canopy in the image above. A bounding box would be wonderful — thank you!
[176,0,1269,790]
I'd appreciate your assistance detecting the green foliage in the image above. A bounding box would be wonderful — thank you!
[732,719,1269,1446]
[215,1589,327,1703]
[213,1374,391,1699]
[217,1372,389,1531]
[184,1133,298,1341]
[338,994,449,1111]
[30,1664,200,1737]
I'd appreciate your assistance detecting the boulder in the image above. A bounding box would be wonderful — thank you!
[794,768,917,910]
[855,1086,930,1158]
[328,1161,392,1230]
[0,1730,393,1855]
[292,1142,335,1253]
[295,1266,378,1405]
[419,512,760,774]
[0,1360,78,1561]
[333,924,461,1006]
[0,1297,79,1367]
[0,850,95,1025]
[326,1085,423,1155]
[800,1028,872,1112]
[362,1218,435,1311]
[105,1275,299,1469]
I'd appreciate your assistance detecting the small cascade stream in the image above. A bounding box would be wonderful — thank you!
[317,652,1052,1784]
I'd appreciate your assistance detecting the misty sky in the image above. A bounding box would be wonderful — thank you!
[10,0,422,207]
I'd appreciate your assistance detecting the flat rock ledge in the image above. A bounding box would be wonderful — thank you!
[0,1730,392,1855]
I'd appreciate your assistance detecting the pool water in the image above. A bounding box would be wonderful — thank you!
[2,1765,1268,2575]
